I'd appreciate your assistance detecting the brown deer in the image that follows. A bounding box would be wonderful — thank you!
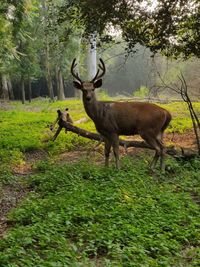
[71,58,172,171]
[50,108,73,131]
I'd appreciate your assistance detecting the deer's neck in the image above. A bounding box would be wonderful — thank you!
[83,95,102,121]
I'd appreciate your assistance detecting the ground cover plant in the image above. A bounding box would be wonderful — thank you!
[0,157,200,266]
[0,99,200,266]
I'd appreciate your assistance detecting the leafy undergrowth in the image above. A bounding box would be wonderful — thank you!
[0,157,200,267]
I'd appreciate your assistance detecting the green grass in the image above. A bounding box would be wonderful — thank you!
[0,157,200,266]
[0,99,96,169]
[0,99,200,266]
[159,102,200,133]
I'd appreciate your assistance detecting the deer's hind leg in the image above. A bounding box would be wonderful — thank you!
[111,134,120,169]
[104,138,111,167]
[156,133,165,172]
[141,133,162,171]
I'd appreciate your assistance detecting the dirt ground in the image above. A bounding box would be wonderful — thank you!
[165,130,197,149]
[0,183,28,238]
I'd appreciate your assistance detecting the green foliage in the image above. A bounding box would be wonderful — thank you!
[159,102,200,133]
[168,118,193,134]
[133,86,150,98]
[69,0,200,58]
[0,157,200,266]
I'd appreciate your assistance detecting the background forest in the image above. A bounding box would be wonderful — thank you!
[0,0,200,102]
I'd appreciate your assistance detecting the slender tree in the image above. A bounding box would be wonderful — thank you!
[1,74,9,100]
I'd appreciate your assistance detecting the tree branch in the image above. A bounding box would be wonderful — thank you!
[55,119,153,150]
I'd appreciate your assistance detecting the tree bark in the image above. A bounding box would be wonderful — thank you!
[45,39,54,101]
[187,102,200,155]
[1,74,9,100]
[74,35,83,99]
[21,76,25,104]
[41,0,54,101]
[28,75,32,103]
[87,33,97,80]
[58,68,65,100]
[56,65,65,100]
[7,75,14,100]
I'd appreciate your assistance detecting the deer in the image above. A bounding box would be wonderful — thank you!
[50,108,73,132]
[71,58,172,171]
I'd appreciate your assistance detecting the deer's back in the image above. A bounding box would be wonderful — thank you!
[95,101,171,136]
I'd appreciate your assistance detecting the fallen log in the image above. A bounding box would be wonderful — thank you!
[54,119,153,150]
[51,110,198,160]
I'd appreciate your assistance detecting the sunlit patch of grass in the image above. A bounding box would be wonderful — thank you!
[0,104,96,171]
[160,102,200,118]
[159,102,200,133]
[167,118,193,133]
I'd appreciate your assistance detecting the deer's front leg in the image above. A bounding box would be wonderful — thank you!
[112,134,120,169]
[104,138,111,167]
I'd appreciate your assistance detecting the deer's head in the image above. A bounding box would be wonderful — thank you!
[57,108,73,123]
[71,58,106,102]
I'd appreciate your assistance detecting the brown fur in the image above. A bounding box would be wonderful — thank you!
[50,108,73,132]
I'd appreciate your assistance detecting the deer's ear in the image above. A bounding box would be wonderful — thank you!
[94,79,102,88]
[73,81,82,89]
[57,110,62,115]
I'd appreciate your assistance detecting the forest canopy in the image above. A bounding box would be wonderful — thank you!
[64,0,200,58]
[0,0,200,102]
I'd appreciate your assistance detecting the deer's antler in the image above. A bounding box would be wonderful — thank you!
[71,58,82,83]
[90,58,106,82]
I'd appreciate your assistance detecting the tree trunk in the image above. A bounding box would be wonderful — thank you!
[28,75,32,103]
[41,0,54,101]
[87,33,97,80]
[7,75,14,100]
[21,76,25,104]
[56,66,65,100]
[45,39,54,101]
[55,65,59,99]
[74,35,83,99]
[186,103,200,155]
[1,74,9,100]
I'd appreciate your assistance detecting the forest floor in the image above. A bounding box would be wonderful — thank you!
[0,99,200,266]
[0,129,197,238]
